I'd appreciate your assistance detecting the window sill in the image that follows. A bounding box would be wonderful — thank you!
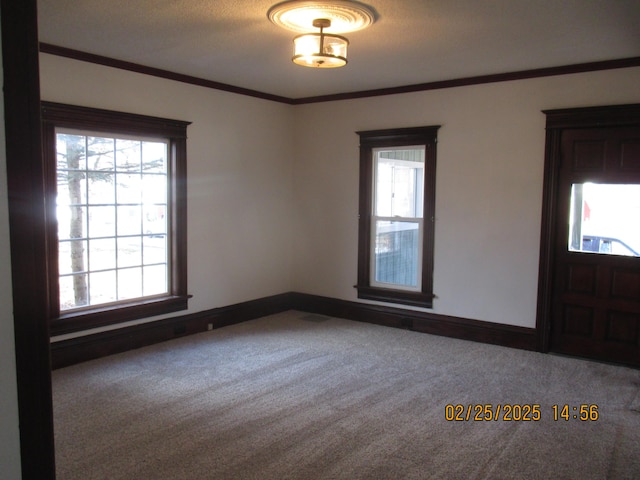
[51,294,191,336]
[356,285,434,309]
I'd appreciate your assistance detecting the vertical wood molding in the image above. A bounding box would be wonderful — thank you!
[1,0,57,478]
[536,127,562,352]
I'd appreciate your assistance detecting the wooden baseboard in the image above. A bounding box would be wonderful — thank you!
[290,293,537,351]
[50,293,294,369]
[51,291,537,368]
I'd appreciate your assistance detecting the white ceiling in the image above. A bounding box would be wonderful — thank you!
[37,0,640,100]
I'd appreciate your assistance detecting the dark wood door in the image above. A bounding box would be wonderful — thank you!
[550,126,640,366]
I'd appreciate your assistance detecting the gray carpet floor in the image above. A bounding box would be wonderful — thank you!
[52,310,640,479]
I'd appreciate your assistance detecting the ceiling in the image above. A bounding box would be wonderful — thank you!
[37,0,640,100]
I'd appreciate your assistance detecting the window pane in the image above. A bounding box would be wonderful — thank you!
[58,242,73,276]
[118,267,142,300]
[375,148,424,218]
[143,205,166,236]
[87,137,115,171]
[89,270,117,305]
[117,237,142,268]
[87,172,114,205]
[88,206,115,238]
[142,141,167,173]
[58,205,87,241]
[144,265,167,296]
[57,134,86,171]
[373,221,420,289]
[89,238,116,271]
[568,183,640,257]
[116,173,141,204]
[142,174,167,203]
[117,205,142,236]
[60,274,89,310]
[115,139,141,171]
[143,235,167,265]
[58,171,88,204]
[58,240,87,276]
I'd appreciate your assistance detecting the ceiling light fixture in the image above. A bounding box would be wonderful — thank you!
[292,18,348,68]
[268,0,377,68]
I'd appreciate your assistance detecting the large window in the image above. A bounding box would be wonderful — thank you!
[42,102,191,334]
[356,127,439,308]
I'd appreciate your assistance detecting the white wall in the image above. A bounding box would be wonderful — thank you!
[37,54,640,333]
[0,34,23,480]
[39,54,295,338]
[292,67,640,328]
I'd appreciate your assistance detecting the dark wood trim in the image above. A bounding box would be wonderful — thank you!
[51,293,294,368]
[535,127,562,353]
[39,43,295,105]
[355,285,435,309]
[357,133,374,294]
[290,293,537,351]
[41,101,192,136]
[2,0,57,478]
[172,135,189,305]
[536,104,640,355]
[542,103,640,129]
[356,126,439,309]
[39,42,640,105]
[52,296,192,336]
[41,102,192,335]
[357,126,441,146]
[52,291,538,369]
[293,57,640,104]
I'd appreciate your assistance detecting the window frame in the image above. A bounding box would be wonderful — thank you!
[356,126,439,308]
[42,102,191,335]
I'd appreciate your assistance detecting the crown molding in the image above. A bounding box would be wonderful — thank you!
[40,43,640,105]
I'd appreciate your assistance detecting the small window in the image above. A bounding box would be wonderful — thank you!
[42,102,191,334]
[568,183,640,257]
[371,147,424,290]
[356,126,439,308]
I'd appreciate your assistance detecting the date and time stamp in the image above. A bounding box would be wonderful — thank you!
[444,404,599,422]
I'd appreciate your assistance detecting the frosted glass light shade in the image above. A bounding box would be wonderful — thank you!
[292,32,348,67]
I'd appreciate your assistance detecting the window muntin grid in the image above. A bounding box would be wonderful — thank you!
[55,129,170,311]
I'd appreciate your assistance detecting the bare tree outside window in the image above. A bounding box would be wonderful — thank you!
[56,132,169,310]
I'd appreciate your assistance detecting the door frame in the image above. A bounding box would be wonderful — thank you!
[2,1,57,478]
[536,103,640,353]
